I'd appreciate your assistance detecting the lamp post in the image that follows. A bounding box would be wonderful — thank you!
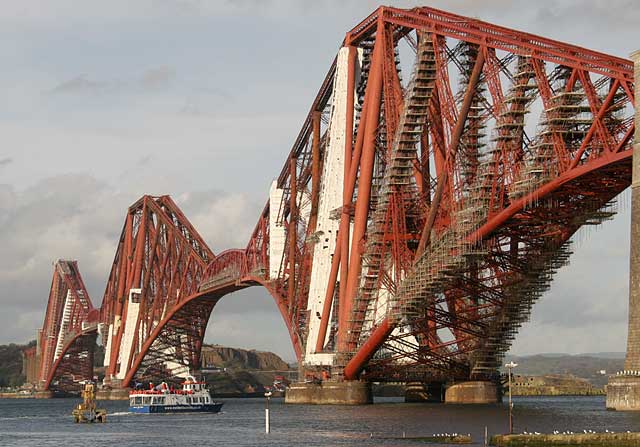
[264,391,272,434]
[505,361,518,434]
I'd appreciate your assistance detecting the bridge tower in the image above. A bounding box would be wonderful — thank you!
[607,51,640,411]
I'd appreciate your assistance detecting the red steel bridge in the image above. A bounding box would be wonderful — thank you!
[31,5,635,395]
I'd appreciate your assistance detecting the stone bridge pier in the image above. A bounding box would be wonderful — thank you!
[607,50,640,411]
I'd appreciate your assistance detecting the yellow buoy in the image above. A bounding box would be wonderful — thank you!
[71,382,107,423]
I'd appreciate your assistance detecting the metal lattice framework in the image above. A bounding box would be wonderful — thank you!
[37,260,98,394]
[99,195,213,383]
[34,5,635,391]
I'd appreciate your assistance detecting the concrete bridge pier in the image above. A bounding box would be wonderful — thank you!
[405,381,444,403]
[444,381,501,404]
[607,50,640,411]
[96,387,130,400]
[34,390,54,399]
[285,381,372,405]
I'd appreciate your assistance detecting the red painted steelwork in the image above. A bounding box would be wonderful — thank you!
[34,5,635,391]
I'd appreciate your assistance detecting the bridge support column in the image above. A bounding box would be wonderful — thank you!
[444,381,501,404]
[606,375,640,410]
[607,50,640,411]
[96,388,130,400]
[34,390,54,399]
[285,381,372,405]
[405,382,444,403]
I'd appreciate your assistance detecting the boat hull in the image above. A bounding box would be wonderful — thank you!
[130,403,223,414]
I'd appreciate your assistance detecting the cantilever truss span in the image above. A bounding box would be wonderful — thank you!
[33,5,635,391]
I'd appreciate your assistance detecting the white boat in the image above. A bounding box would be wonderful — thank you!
[129,375,223,414]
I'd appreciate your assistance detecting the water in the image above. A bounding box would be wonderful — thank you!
[1,396,639,446]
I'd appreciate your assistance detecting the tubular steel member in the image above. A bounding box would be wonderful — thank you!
[338,45,358,343]
[287,157,298,308]
[335,53,370,351]
[416,49,485,257]
[339,28,385,353]
[309,111,322,233]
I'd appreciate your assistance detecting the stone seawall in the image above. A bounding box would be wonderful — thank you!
[512,387,604,397]
[511,375,603,396]
[491,432,640,446]
[0,392,36,398]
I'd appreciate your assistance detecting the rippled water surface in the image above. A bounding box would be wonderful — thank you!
[1,396,640,446]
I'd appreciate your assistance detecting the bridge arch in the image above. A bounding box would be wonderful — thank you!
[122,250,303,387]
[44,329,98,394]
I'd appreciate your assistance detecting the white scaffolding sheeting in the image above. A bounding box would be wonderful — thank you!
[304,46,362,366]
[269,181,286,279]
[53,289,74,361]
[116,288,141,380]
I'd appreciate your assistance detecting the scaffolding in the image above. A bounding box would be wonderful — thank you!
[347,32,438,356]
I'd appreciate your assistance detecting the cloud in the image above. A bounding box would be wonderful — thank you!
[49,66,176,96]
[0,174,122,344]
[534,0,640,28]
[140,66,175,88]
[135,154,153,167]
[50,75,109,95]
[0,0,634,362]
[0,173,278,346]
[177,190,261,252]
[0,0,532,27]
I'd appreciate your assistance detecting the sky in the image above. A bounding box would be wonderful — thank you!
[0,0,638,363]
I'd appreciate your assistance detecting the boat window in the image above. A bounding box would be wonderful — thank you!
[157,396,165,404]
[186,397,191,404]
[143,397,151,405]
[134,396,142,405]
